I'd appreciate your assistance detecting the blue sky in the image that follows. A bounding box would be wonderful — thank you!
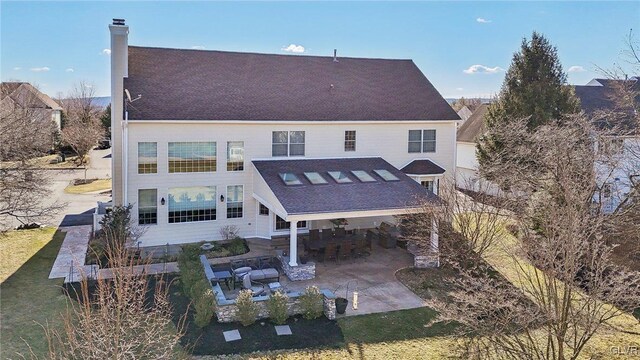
[1,1,638,98]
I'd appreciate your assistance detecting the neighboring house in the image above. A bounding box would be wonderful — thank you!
[456,105,473,124]
[455,104,502,194]
[0,82,63,130]
[107,19,459,263]
[574,77,640,213]
[455,78,639,211]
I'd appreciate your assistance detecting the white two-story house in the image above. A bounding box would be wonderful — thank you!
[108,20,459,263]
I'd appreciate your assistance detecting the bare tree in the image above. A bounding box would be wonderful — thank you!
[42,208,186,359]
[407,115,640,360]
[60,82,104,167]
[0,83,64,230]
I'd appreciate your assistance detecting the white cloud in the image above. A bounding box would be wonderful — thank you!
[191,45,205,50]
[30,66,50,72]
[13,67,21,71]
[463,64,504,74]
[568,65,586,73]
[456,87,464,91]
[281,44,305,53]
[476,17,492,23]
[65,68,74,72]
[102,48,111,55]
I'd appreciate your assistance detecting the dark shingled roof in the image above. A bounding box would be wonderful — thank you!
[574,78,639,132]
[253,157,437,215]
[124,46,460,122]
[400,159,446,175]
[1,82,62,110]
[456,104,489,143]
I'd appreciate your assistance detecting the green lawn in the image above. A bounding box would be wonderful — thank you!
[0,227,68,359]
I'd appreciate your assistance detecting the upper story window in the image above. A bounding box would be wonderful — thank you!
[227,185,244,218]
[138,189,157,225]
[408,130,436,153]
[272,131,305,157]
[259,203,269,216]
[344,130,356,151]
[138,142,157,174]
[168,142,216,173]
[168,186,216,223]
[227,141,244,171]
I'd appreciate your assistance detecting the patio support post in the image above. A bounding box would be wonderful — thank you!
[430,217,439,252]
[289,220,298,266]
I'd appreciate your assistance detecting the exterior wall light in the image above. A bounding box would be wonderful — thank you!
[220,195,225,202]
[160,197,165,205]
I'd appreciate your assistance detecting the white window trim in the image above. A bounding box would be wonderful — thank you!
[226,185,244,219]
[272,130,306,157]
[226,141,245,172]
[137,142,157,175]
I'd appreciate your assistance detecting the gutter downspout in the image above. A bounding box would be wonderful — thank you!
[123,110,128,206]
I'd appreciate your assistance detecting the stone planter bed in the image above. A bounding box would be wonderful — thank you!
[153,276,345,356]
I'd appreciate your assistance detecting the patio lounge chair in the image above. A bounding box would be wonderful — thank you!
[242,274,265,296]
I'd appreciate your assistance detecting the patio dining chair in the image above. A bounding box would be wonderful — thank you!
[334,227,346,239]
[324,242,338,263]
[309,229,320,241]
[338,240,352,262]
[257,256,274,269]
[321,229,333,242]
[354,237,371,260]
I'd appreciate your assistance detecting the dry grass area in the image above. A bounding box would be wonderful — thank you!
[0,154,88,169]
[64,178,111,194]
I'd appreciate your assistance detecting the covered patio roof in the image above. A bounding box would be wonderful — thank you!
[252,157,438,222]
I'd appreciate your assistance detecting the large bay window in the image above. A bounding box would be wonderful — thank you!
[168,142,216,173]
[168,186,216,223]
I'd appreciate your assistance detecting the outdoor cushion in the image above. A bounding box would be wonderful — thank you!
[249,270,266,280]
[261,268,279,279]
[234,266,252,275]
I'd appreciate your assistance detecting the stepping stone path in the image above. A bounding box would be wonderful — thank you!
[223,329,241,342]
[274,325,292,336]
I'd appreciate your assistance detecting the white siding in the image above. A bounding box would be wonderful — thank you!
[125,121,457,246]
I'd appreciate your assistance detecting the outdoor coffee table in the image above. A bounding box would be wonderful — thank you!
[213,270,233,289]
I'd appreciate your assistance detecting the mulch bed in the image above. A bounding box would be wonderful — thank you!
[160,275,345,356]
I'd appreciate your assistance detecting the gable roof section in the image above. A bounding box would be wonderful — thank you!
[252,157,436,216]
[574,78,639,132]
[0,82,62,110]
[124,46,460,122]
[456,104,489,143]
[401,159,446,175]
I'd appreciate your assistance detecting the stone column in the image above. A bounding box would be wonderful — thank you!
[289,221,298,266]
[430,217,439,252]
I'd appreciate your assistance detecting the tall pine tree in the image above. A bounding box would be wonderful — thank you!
[477,32,580,171]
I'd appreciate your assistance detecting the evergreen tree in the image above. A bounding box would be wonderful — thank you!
[100,103,111,139]
[477,32,580,171]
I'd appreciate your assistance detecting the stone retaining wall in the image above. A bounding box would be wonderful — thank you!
[212,282,336,323]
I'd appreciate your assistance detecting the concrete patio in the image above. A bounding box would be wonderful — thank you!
[279,242,426,317]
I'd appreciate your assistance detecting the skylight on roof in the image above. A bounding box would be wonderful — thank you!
[304,172,328,184]
[351,170,376,182]
[280,173,302,185]
[374,169,399,181]
[328,171,352,183]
